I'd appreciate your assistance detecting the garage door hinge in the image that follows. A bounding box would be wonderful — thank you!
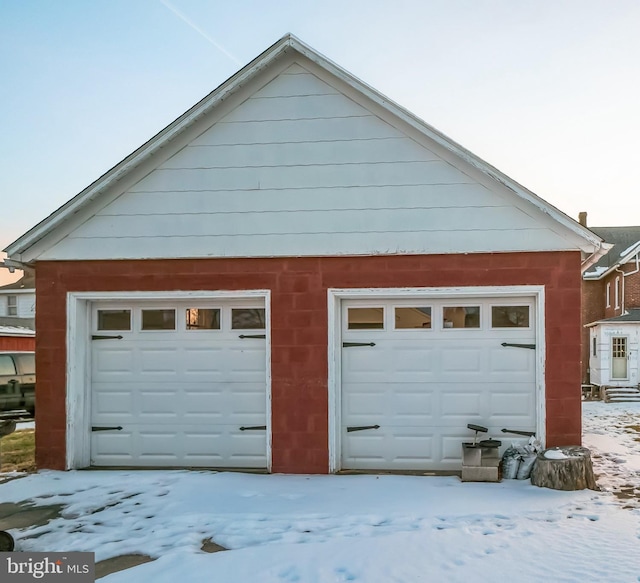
[239,425,267,431]
[92,335,124,340]
[239,334,266,339]
[343,342,376,348]
[501,342,535,350]
[91,426,123,432]
[346,424,380,432]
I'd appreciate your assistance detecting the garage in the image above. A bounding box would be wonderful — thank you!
[89,297,268,468]
[339,295,537,471]
[7,36,601,473]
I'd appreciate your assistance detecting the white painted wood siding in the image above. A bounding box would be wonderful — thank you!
[0,292,36,318]
[40,65,580,260]
[590,325,639,386]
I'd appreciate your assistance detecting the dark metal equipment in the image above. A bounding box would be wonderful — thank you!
[461,423,502,482]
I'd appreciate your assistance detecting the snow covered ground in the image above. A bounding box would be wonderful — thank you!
[0,401,638,583]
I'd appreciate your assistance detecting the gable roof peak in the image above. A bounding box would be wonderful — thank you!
[5,34,603,264]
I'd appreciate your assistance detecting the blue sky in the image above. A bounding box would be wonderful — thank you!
[1,0,639,281]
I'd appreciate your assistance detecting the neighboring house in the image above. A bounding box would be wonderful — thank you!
[4,34,606,474]
[0,273,35,351]
[582,224,640,397]
[0,325,35,351]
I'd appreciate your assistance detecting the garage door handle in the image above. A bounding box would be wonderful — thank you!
[239,334,266,339]
[347,424,380,432]
[501,342,535,350]
[92,335,124,340]
[239,425,267,431]
[91,426,123,432]
[343,342,376,348]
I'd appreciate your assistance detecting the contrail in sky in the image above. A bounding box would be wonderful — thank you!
[159,0,243,66]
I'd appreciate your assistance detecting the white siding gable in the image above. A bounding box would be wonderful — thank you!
[39,63,580,261]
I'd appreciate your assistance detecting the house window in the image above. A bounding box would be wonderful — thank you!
[7,295,17,316]
[615,277,620,309]
[592,337,597,357]
[606,283,611,308]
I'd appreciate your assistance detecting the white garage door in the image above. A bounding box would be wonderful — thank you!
[90,299,267,468]
[341,297,536,471]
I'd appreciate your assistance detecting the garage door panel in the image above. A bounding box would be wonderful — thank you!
[488,393,536,428]
[92,424,267,468]
[139,390,182,418]
[91,432,135,464]
[91,299,268,468]
[92,387,134,417]
[440,347,483,373]
[440,391,483,419]
[489,347,534,375]
[341,296,537,471]
[343,344,436,381]
[139,348,179,375]
[343,429,434,470]
[93,348,135,379]
[182,347,226,376]
[227,345,267,373]
[343,383,434,425]
[342,349,386,379]
[388,345,435,376]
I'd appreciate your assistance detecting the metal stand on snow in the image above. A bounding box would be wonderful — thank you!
[461,424,502,482]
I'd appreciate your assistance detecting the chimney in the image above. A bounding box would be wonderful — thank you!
[578,211,587,227]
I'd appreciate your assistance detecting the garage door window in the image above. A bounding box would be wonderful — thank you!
[97,309,131,331]
[186,308,221,330]
[347,307,384,330]
[443,306,480,328]
[142,309,176,331]
[232,308,266,330]
[395,307,432,329]
[491,306,529,328]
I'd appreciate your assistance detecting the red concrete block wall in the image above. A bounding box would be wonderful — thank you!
[0,336,35,351]
[35,250,583,473]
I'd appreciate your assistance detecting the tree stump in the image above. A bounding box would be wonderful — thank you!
[530,446,597,491]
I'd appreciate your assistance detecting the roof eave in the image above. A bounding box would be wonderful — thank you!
[583,241,640,280]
